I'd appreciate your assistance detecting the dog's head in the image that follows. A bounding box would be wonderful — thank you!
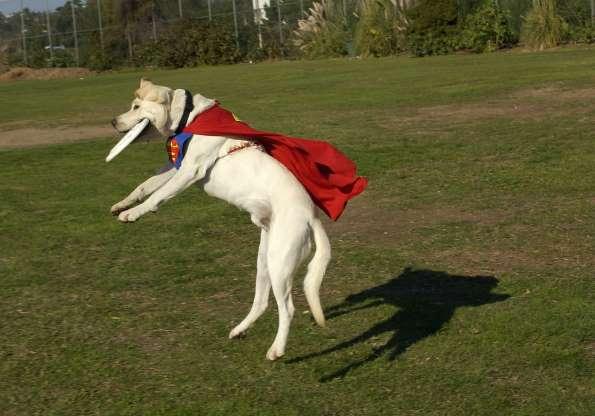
[107,79,218,162]
[111,78,192,138]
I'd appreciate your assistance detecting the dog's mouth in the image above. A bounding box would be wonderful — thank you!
[137,124,161,141]
[106,118,150,162]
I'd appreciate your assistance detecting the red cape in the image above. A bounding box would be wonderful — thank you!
[182,104,367,220]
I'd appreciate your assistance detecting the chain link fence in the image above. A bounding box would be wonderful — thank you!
[1,0,594,68]
[2,0,317,67]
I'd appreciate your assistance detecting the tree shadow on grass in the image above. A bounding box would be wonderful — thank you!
[289,267,510,382]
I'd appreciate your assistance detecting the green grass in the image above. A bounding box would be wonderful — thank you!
[1,48,594,415]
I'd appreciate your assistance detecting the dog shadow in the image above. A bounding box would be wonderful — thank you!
[289,267,510,381]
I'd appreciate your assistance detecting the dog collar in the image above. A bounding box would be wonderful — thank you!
[174,90,195,135]
[166,132,193,169]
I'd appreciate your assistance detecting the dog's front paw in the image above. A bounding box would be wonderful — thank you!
[118,207,143,222]
[111,201,130,216]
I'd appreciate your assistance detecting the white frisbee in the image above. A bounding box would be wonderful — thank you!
[105,118,150,162]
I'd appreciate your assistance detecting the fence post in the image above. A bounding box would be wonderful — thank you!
[45,0,54,62]
[254,0,264,49]
[20,0,27,66]
[70,1,80,66]
[232,0,239,48]
[152,2,158,42]
[97,0,104,50]
[277,0,283,46]
[126,26,133,60]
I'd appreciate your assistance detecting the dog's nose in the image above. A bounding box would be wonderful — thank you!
[111,118,117,128]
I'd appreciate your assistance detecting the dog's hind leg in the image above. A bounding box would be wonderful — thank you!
[265,220,309,360]
[229,229,271,339]
[111,164,175,214]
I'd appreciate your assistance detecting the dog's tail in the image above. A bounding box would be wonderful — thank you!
[304,216,331,327]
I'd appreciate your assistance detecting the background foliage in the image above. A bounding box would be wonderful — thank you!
[133,21,241,68]
[522,0,567,50]
[0,0,594,67]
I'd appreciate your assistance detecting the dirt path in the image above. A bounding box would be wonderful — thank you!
[0,67,93,82]
[0,125,115,149]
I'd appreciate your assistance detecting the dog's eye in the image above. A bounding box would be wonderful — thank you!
[133,105,140,110]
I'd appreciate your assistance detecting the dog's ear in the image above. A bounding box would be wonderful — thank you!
[135,78,153,97]
[139,78,152,88]
[169,89,188,131]
[135,81,171,104]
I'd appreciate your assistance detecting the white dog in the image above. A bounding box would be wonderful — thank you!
[110,79,330,360]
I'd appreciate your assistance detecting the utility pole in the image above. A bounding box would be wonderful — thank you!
[277,0,283,46]
[591,0,594,24]
[208,0,212,21]
[20,0,27,66]
[71,1,79,66]
[97,0,104,50]
[45,0,54,62]
[152,4,158,42]
[126,26,133,59]
[178,0,183,18]
[299,0,304,16]
[232,0,239,48]
[254,0,263,49]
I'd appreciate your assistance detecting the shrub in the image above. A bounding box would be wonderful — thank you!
[557,0,592,26]
[134,21,241,68]
[47,49,77,68]
[460,0,516,52]
[498,0,532,35]
[354,0,400,57]
[405,0,460,56]
[521,0,566,50]
[563,23,595,44]
[292,0,349,59]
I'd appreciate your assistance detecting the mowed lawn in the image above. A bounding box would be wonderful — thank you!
[1,49,594,415]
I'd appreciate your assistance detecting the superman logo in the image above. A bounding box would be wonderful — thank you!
[166,138,180,164]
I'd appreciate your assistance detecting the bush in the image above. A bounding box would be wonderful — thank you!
[562,23,595,44]
[564,23,595,44]
[405,0,517,56]
[47,49,77,68]
[134,21,241,68]
[406,31,459,56]
[405,0,460,56]
[292,0,349,59]
[87,51,114,71]
[9,49,48,69]
[460,0,516,52]
[355,0,400,57]
[521,0,566,50]
[557,0,592,26]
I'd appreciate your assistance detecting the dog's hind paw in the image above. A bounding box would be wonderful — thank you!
[229,327,247,339]
[266,345,285,361]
